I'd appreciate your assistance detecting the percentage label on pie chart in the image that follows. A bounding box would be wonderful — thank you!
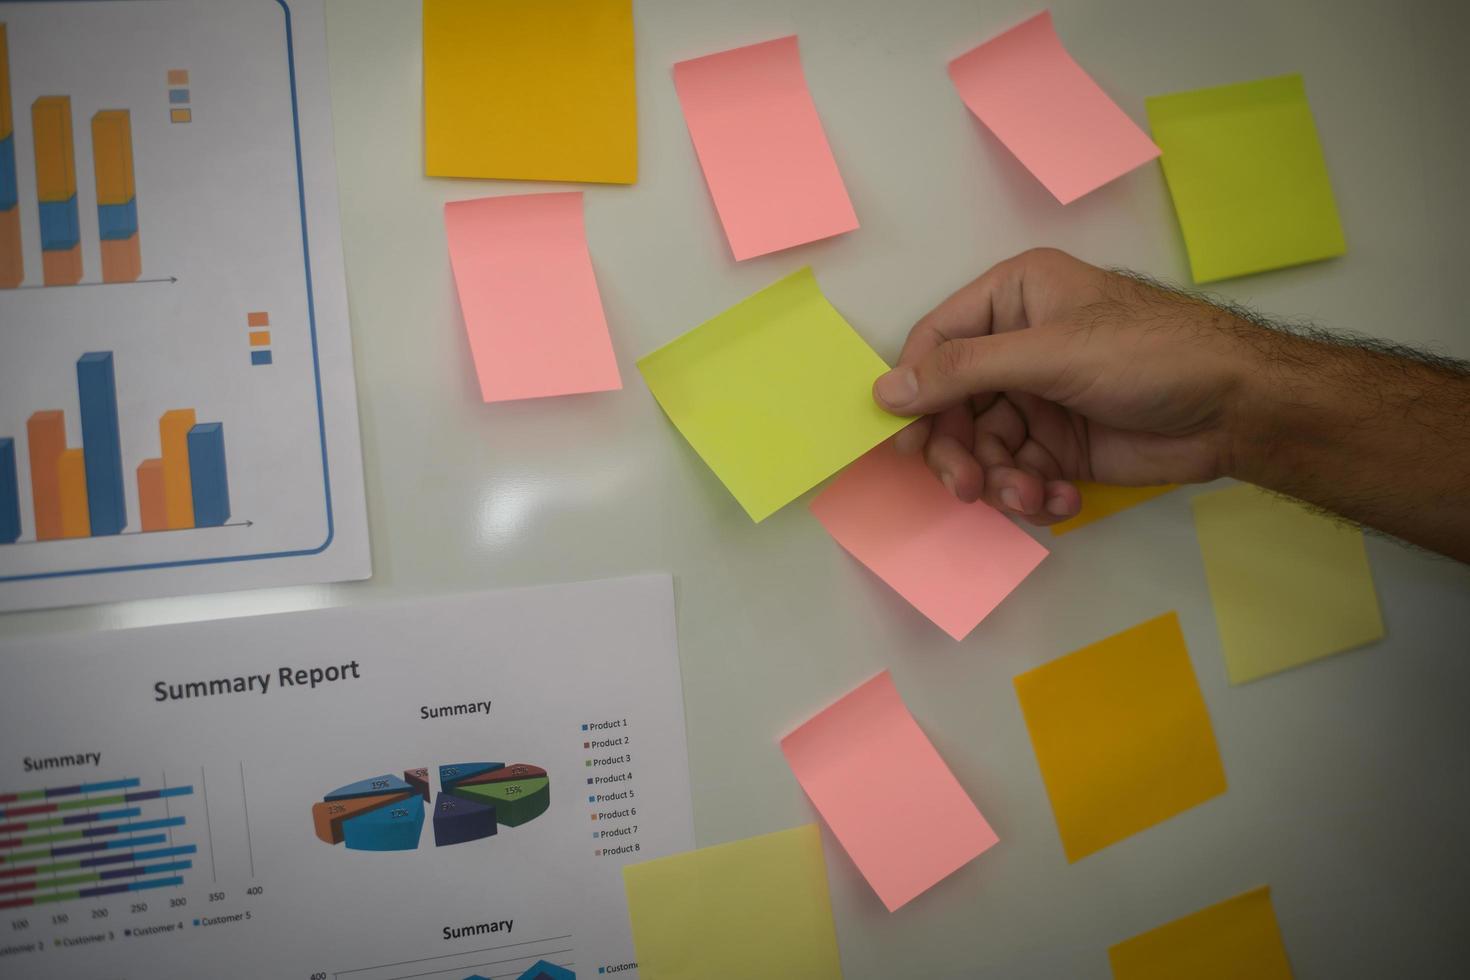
[310,763,550,851]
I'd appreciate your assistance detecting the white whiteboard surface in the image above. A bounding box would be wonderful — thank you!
[5,0,1470,976]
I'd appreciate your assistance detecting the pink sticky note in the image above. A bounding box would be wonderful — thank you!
[948,11,1159,204]
[673,35,859,260]
[444,192,622,402]
[811,442,1048,640]
[782,671,999,911]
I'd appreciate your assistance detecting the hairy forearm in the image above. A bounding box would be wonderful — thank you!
[1225,322,1470,561]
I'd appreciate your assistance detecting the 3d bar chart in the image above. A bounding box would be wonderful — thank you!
[0,24,19,288]
[0,777,195,911]
[0,351,236,545]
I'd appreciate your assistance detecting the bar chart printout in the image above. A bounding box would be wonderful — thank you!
[92,109,141,282]
[0,777,195,911]
[5,352,234,544]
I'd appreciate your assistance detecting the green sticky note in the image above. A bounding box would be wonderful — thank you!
[1191,483,1384,684]
[1147,74,1345,283]
[638,267,910,521]
[623,825,844,980]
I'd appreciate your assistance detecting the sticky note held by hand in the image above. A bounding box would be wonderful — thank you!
[673,35,858,260]
[782,671,998,911]
[1147,74,1345,283]
[423,0,636,183]
[637,268,908,522]
[444,192,621,402]
[948,11,1159,204]
[812,441,1047,639]
[623,825,844,980]
[1014,612,1226,862]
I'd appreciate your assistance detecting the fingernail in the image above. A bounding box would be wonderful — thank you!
[874,368,918,409]
[1001,488,1022,512]
[940,471,957,496]
[1046,495,1072,516]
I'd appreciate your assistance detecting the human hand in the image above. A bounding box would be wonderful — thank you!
[872,248,1256,525]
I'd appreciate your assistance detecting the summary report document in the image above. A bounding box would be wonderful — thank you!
[0,575,695,979]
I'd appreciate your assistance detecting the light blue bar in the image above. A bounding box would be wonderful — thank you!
[134,860,192,876]
[155,786,193,799]
[103,833,167,849]
[77,778,141,794]
[76,352,127,536]
[114,816,186,834]
[130,844,197,862]
[168,89,189,104]
[128,875,184,892]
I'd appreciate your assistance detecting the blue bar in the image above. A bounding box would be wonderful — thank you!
[0,438,18,544]
[38,196,79,251]
[75,778,141,795]
[96,199,137,240]
[186,423,230,527]
[76,844,195,869]
[82,816,185,838]
[62,807,141,825]
[0,133,17,211]
[49,833,166,857]
[76,352,127,536]
[98,859,191,881]
[76,875,182,900]
[123,785,193,803]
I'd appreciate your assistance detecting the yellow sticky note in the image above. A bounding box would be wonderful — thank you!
[1050,482,1176,535]
[1146,74,1345,283]
[423,0,636,183]
[1014,612,1226,862]
[638,268,910,522]
[1191,483,1383,684]
[1109,886,1294,980]
[623,825,844,980]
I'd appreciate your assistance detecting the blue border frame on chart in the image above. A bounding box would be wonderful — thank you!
[1,0,340,584]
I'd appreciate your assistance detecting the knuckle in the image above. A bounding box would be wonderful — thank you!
[933,339,978,380]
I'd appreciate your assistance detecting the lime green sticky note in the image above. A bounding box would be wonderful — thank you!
[1192,483,1384,684]
[637,268,910,521]
[1147,74,1345,283]
[623,825,844,980]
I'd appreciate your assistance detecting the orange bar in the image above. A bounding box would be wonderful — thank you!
[42,244,81,286]
[246,311,269,327]
[159,408,196,529]
[100,234,141,283]
[57,448,90,538]
[32,96,76,202]
[248,330,271,347]
[26,411,66,541]
[1,24,13,140]
[0,208,19,289]
[137,458,167,532]
[167,69,189,86]
[91,110,135,205]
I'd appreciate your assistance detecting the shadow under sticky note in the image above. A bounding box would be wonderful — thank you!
[1050,482,1176,535]
[444,192,621,402]
[1014,612,1226,862]
[1146,73,1345,283]
[812,441,1047,639]
[423,0,636,183]
[948,11,1159,204]
[1191,483,1383,684]
[1109,886,1295,980]
[673,35,858,260]
[637,268,909,522]
[623,825,843,980]
[781,671,998,911]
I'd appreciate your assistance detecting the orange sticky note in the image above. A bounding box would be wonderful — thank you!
[781,671,998,911]
[1109,886,1295,980]
[443,192,621,402]
[673,36,858,260]
[1050,482,1176,535]
[811,441,1047,639]
[948,11,1159,204]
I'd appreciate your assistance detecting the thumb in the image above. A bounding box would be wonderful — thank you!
[873,331,1062,415]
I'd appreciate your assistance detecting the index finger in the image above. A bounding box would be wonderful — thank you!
[896,255,1028,367]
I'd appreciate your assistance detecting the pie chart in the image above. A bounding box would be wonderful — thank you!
[310,762,551,851]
